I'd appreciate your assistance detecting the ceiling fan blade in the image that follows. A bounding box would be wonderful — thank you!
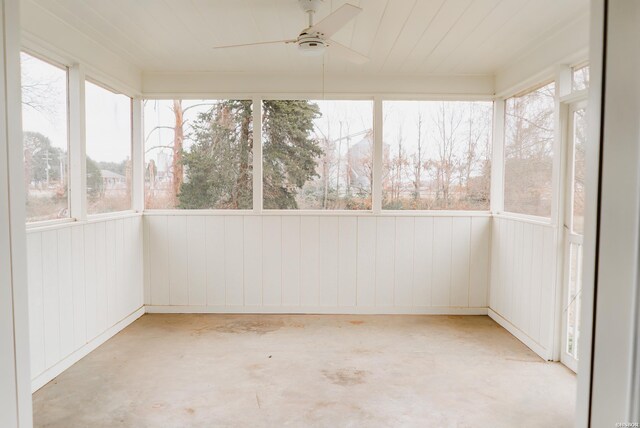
[308,4,362,38]
[212,39,296,50]
[327,40,369,64]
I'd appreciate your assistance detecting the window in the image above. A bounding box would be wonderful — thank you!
[144,99,253,209]
[263,100,373,210]
[382,101,493,210]
[20,52,69,222]
[572,64,589,92]
[571,107,587,234]
[504,82,556,217]
[85,81,132,215]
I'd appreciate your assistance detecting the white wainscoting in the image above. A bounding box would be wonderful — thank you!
[26,214,144,391]
[144,214,491,314]
[489,216,559,360]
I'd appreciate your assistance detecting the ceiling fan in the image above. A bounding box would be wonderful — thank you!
[212,0,369,64]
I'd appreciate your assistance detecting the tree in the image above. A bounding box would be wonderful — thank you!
[86,157,103,198]
[262,100,323,209]
[23,132,65,193]
[411,112,425,205]
[171,100,184,208]
[178,100,323,210]
[179,100,253,209]
[504,83,555,215]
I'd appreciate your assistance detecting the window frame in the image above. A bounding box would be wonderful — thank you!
[142,97,255,211]
[142,94,495,216]
[84,77,135,217]
[501,79,557,222]
[571,62,590,93]
[261,97,375,212]
[20,50,73,226]
[380,99,494,213]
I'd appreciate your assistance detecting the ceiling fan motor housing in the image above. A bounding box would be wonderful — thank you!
[297,33,326,56]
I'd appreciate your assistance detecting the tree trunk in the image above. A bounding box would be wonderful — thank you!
[236,103,252,209]
[172,100,184,208]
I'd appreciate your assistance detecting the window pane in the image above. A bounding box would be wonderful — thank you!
[504,82,555,217]
[21,52,69,222]
[566,242,583,359]
[382,101,493,210]
[572,65,589,92]
[85,81,132,214]
[144,100,253,209]
[572,108,587,234]
[263,100,373,210]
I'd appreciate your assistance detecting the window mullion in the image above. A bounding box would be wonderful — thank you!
[68,64,87,222]
[132,98,144,212]
[373,96,383,214]
[252,96,263,213]
[491,99,505,214]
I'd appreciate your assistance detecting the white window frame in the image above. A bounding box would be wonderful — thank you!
[142,94,496,216]
[20,50,74,227]
[84,77,135,218]
[499,79,559,225]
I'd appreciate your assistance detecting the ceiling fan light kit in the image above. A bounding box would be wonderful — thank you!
[212,0,368,64]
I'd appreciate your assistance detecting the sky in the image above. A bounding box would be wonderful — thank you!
[21,52,132,165]
[85,81,132,164]
[21,52,68,153]
[20,54,493,178]
[143,99,374,172]
[383,100,493,162]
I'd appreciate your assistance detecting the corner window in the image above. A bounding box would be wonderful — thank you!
[504,82,556,217]
[85,81,133,215]
[20,52,70,223]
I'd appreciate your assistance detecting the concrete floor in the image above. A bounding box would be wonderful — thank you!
[33,314,576,428]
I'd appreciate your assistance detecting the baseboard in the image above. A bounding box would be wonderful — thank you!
[145,305,489,315]
[31,307,145,392]
[488,308,552,360]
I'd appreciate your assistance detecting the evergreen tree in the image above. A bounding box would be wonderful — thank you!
[262,100,323,209]
[179,100,253,209]
[86,157,103,198]
[179,99,323,210]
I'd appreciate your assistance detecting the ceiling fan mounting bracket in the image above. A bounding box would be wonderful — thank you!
[298,0,323,14]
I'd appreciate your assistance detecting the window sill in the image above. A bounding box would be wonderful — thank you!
[26,217,76,233]
[87,210,141,222]
[494,211,554,226]
[143,209,492,217]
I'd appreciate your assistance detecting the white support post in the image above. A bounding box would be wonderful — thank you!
[0,0,33,426]
[372,96,383,214]
[552,65,572,227]
[132,98,144,212]
[490,99,505,214]
[252,96,263,213]
[550,65,571,362]
[68,64,87,221]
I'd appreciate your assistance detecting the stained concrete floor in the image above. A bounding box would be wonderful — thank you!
[33,314,576,428]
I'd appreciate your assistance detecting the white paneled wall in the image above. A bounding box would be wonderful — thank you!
[26,215,144,391]
[489,216,559,359]
[145,214,491,314]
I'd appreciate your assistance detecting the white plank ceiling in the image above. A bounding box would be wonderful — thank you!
[27,0,589,75]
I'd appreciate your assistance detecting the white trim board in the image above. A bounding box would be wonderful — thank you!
[31,307,144,393]
[488,308,552,361]
[146,306,488,315]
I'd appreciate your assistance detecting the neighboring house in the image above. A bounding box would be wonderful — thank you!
[347,133,373,191]
[101,170,127,189]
